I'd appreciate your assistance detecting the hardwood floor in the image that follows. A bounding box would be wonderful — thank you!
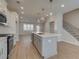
[9,36,79,59]
[9,42,43,59]
[48,41,79,59]
[58,41,79,59]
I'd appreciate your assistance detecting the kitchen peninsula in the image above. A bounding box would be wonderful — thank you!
[32,32,60,59]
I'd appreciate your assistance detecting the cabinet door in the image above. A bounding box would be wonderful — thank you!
[37,38,42,55]
[50,22,54,33]
[0,41,3,59]
[0,37,7,59]
[2,39,7,59]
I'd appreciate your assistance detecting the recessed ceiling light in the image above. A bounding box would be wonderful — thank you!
[46,14,49,17]
[61,4,64,7]
[20,17,23,19]
[21,11,24,14]
[49,12,53,16]
[37,19,40,23]
[20,6,24,10]
[41,17,45,20]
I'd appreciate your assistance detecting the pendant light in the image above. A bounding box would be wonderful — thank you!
[49,0,53,16]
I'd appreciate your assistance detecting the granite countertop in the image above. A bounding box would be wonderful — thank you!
[0,34,8,37]
[0,34,14,37]
[0,34,14,41]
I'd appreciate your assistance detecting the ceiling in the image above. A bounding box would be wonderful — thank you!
[7,0,79,19]
[7,0,53,17]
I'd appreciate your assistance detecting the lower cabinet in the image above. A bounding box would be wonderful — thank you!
[0,37,7,59]
[33,33,58,59]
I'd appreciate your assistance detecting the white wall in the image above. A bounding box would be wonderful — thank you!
[64,9,79,29]
[44,16,55,33]
[55,12,63,34]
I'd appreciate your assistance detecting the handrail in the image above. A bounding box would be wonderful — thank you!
[63,20,79,41]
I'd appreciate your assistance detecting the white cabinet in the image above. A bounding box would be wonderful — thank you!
[0,37,7,59]
[33,34,42,55]
[42,37,57,59]
[0,0,7,8]
[33,33,59,59]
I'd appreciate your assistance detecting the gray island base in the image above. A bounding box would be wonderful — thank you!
[32,32,60,59]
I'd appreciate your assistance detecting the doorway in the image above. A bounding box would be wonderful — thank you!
[50,22,55,33]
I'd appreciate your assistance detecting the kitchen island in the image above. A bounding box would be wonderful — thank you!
[32,32,60,59]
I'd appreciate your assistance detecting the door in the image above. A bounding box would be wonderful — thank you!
[50,22,54,33]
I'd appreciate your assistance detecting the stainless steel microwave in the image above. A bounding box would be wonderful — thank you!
[0,14,7,25]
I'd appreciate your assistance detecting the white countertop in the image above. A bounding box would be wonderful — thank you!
[33,32,58,58]
[33,32,61,38]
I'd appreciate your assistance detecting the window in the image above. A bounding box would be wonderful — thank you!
[23,24,27,31]
[27,24,30,30]
[30,24,34,30]
[36,25,40,33]
[23,24,34,31]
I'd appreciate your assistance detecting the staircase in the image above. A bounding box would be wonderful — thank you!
[63,21,79,41]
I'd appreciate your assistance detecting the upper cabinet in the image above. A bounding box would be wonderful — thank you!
[0,0,7,8]
[7,0,18,11]
[0,0,19,34]
[7,12,19,34]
